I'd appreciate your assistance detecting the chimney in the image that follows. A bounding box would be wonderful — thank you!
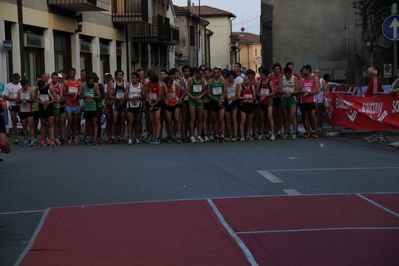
[188,0,191,11]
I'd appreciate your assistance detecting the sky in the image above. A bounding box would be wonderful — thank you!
[172,0,261,35]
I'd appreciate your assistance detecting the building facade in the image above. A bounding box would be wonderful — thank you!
[0,0,127,85]
[261,0,365,83]
[190,5,237,69]
[174,4,210,69]
[232,31,261,73]
[112,0,180,74]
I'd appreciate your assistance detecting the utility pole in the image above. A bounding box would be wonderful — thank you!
[17,0,25,76]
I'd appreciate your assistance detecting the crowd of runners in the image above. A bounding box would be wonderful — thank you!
[0,61,328,146]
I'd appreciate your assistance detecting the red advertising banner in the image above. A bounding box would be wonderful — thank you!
[324,93,399,131]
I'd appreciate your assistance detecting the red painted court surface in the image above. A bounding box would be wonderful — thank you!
[16,193,399,266]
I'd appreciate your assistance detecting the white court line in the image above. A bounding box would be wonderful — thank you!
[266,167,399,172]
[257,170,283,183]
[283,189,301,195]
[207,199,258,266]
[356,194,399,218]
[236,227,399,235]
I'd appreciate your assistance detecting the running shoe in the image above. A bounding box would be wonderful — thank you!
[277,133,283,139]
[30,139,37,146]
[91,140,98,146]
[23,140,30,146]
[204,135,210,142]
[190,136,197,143]
[176,136,182,143]
[68,139,74,146]
[119,138,125,144]
[146,135,153,143]
[291,133,298,140]
[247,135,254,141]
[364,134,377,141]
[150,138,160,144]
[209,135,215,142]
[389,140,399,147]
[136,138,141,144]
[282,133,290,139]
[240,136,245,142]
[128,138,133,145]
[73,137,80,145]
[303,133,312,138]
[270,135,276,141]
[49,140,55,147]
[108,138,115,144]
[40,140,47,147]
[55,139,62,146]
[219,136,225,142]
[313,133,320,139]
[197,136,205,143]
[14,138,19,145]
[183,136,190,143]
[257,135,264,140]
[231,135,237,142]
[97,138,102,145]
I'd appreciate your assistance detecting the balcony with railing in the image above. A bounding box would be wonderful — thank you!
[48,0,110,11]
[131,15,179,45]
[112,0,149,24]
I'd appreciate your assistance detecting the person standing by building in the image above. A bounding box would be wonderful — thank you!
[16,79,35,146]
[125,72,146,145]
[279,67,300,140]
[300,65,320,139]
[163,76,184,143]
[80,75,101,145]
[237,76,256,141]
[185,68,206,143]
[364,67,384,143]
[3,73,22,144]
[256,69,276,140]
[234,63,245,85]
[146,74,163,144]
[224,71,240,141]
[208,67,227,142]
[36,80,57,147]
[270,63,284,138]
[64,68,81,145]
[107,70,129,144]
[314,69,326,131]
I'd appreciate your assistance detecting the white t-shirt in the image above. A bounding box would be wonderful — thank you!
[4,82,22,106]
[235,74,244,85]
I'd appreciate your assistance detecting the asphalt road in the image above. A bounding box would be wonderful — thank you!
[1,134,398,265]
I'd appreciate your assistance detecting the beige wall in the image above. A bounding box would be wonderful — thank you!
[0,1,126,83]
[206,16,232,68]
[239,43,262,73]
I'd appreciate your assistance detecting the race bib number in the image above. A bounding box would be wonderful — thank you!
[40,94,49,102]
[129,91,140,98]
[166,93,176,100]
[20,92,30,100]
[303,87,311,92]
[283,86,294,92]
[85,93,93,98]
[212,87,222,95]
[149,92,157,100]
[227,92,235,99]
[116,91,124,99]
[193,85,202,93]
[69,87,78,94]
[261,89,270,95]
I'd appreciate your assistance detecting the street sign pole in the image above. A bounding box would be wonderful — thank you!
[393,4,398,74]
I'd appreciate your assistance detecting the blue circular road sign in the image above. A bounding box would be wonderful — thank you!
[382,15,399,40]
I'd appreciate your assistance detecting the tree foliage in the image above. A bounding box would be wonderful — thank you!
[352,0,395,35]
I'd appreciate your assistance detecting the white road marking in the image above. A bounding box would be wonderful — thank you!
[257,170,283,183]
[283,189,301,195]
[267,167,399,172]
[207,199,259,266]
